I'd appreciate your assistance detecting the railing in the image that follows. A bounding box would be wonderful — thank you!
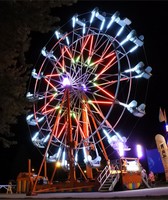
[0,185,16,193]
[97,164,121,191]
[97,165,111,191]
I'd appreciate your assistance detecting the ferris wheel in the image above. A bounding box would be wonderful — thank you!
[26,8,152,180]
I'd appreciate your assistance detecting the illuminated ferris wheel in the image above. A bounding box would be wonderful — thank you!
[26,8,152,180]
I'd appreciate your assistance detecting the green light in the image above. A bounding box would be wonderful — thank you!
[88,100,92,104]
[71,58,75,64]
[55,105,60,109]
[72,112,76,118]
[93,82,97,86]
[76,56,80,63]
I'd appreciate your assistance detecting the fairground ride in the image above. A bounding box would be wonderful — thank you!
[26,7,152,194]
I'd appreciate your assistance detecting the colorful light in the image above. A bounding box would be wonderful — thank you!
[62,77,71,86]
[118,142,124,157]
[136,144,143,158]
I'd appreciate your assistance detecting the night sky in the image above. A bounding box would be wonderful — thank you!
[1,1,168,184]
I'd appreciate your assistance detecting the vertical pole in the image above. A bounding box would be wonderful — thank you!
[44,160,47,178]
[82,97,93,179]
[28,159,31,176]
[67,88,76,182]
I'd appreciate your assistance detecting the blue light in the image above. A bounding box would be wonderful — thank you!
[32,132,39,141]
[90,9,96,23]
[106,11,120,30]
[116,26,124,37]
[129,45,138,53]
[100,19,105,31]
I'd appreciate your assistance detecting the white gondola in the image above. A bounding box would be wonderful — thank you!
[32,69,44,80]
[26,92,44,102]
[87,155,101,168]
[124,62,152,79]
[127,101,146,117]
[26,114,45,126]
[32,138,45,148]
[41,47,57,61]
[135,66,152,79]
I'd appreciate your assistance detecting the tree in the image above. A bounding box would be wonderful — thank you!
[0,0,77,148]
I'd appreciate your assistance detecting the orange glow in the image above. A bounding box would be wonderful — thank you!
[90,45,115,67]
[89,35,94,57]
[45,73,60,77]
[50,92,67,138]
[95,84,115,99]
[90,100,113,104]
[64,46,73,59]
[41,95,56,113]
[56,122,67,138]
[85,103,109,161]
[45,78,57,90]
[96,55,116,79]
[81,35,92,53]
[61,48,65,71]
[42,107,56,114]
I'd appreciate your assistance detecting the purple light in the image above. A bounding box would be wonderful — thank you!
[136,144,143,158]
[62,77,71,86]
[118,142,124,157]
[81,84,87,91]
[166,124,168,132]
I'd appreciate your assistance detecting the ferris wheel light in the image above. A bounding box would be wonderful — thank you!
[136,144,143,158]
[37,116,45,123]
[118,142,124,157]
[32,132,39,141]
[55,30,60,39]
[116,26,124,37]
[55,30,70,45]
[72,15,86,34]
[65,36,70,45]
[41,47,56,61]
[72,15,77,28]
[75,153,78,164]
[62,77,71,86]
[56,147,61,159]
[114,131,124,142]
[61,150,66,166]
[43,134,50,143]
[81,83,87,91]
[103,129,111,142]
[106,11,120,30]
[26,114,33,121]
[129,45,139,53]
[56,161,61,168]
[100,19,105,31]
[120,30,137,45]
[90,8,98,23]
[95,10,106,31]
[83,147,88,163]
[32,69,44,80]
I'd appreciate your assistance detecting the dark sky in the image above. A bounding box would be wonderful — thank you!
[1,1,168,184]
